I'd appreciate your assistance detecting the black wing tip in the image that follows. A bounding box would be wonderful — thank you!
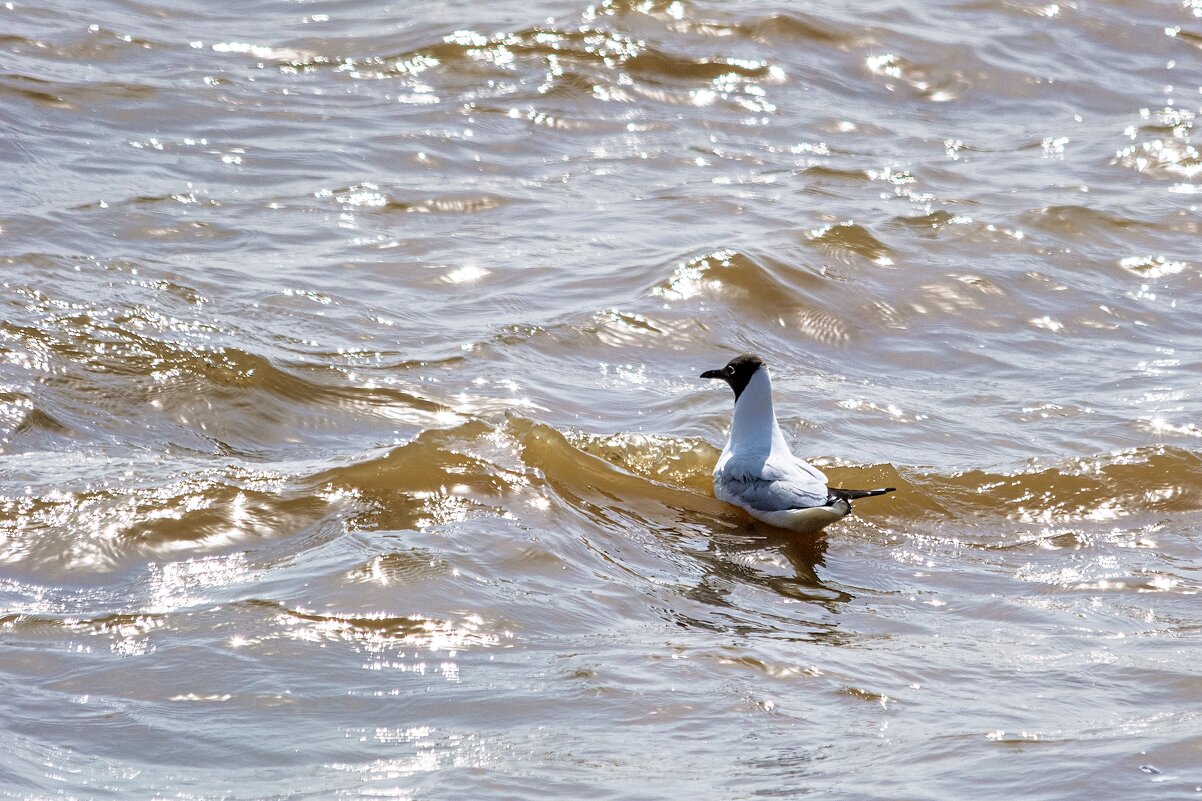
[829,487,897,501]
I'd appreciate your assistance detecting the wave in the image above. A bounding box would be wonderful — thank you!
[4,403,1200,574]
[259,600,502,652]
[909,447,1202,524]
[0,457,338,571]
[0,72,158,110]
[1,296,452,454]
[318,417,1202,534]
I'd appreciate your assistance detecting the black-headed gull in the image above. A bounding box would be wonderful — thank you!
[701,354,894,533]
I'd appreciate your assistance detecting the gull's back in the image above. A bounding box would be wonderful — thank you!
[715,446,830,512]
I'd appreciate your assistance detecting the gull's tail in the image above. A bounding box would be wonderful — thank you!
[828,487,896,502]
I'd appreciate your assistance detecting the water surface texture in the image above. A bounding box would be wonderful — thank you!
[2,0,1202,798]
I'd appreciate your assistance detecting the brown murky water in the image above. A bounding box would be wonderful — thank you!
[2,0,1202,797]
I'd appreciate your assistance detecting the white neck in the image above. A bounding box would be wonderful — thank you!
[726,367,790,458]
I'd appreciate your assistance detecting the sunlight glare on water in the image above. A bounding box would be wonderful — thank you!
[1,0,1202,798]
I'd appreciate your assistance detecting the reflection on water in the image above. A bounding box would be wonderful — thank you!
[3,0,1202,797]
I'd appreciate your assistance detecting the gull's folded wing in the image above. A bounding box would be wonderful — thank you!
[715,472,828,512]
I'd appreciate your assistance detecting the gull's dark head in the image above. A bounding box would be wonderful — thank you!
[700,354,764,401]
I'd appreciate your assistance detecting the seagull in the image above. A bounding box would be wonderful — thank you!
[701,354,894,533]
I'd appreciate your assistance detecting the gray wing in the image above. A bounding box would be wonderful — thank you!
[715,471,829,512]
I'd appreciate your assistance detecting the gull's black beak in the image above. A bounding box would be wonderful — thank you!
[700,369,725,380]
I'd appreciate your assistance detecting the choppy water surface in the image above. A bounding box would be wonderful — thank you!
[3,0,1202,797]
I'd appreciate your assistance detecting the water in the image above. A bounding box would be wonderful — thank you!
[2,0,1201,797]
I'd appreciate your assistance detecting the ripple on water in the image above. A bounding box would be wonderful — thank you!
[3,0,1202,796]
